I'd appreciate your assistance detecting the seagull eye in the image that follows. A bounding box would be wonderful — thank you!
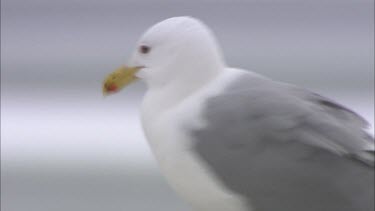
[139,45,151,54]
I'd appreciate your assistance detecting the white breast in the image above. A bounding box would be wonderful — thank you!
[140,69,251,211]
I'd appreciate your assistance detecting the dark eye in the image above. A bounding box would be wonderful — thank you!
[139,45,151,54]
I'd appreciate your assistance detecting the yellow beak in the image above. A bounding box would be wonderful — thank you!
[102,66,141,96]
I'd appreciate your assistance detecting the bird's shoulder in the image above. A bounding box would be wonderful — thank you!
[186,69,374,211]
[191,69,374,165]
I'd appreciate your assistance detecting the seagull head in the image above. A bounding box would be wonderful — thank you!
[103,16,225,95]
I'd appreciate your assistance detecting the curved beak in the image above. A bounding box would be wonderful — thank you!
[102,66,142,96]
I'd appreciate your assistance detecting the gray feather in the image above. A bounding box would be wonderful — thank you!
[191,71,374,211]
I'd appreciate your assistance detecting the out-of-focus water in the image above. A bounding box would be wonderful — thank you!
[1,92,373,211]
[1,0,374,211]
[3,163,190,211]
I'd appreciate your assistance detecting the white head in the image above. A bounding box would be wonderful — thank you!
[130,16,225,88]
[103,17,225,96]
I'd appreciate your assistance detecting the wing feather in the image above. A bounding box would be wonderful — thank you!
[191,71,374,211]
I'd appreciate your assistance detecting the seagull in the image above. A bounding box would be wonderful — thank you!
[103,16,374,211]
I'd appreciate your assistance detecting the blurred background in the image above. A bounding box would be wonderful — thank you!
[1,0,374,210]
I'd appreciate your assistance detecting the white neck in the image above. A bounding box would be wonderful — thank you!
[141,64,224,121]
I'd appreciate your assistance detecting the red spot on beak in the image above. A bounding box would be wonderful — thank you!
[107,84,118,92]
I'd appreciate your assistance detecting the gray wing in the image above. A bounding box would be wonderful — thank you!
[190,72,374,211]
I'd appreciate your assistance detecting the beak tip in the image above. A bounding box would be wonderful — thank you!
[102,65,140,96]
